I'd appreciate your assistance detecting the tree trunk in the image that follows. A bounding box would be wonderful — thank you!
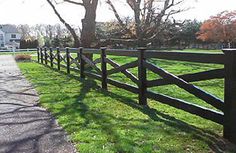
[81,5,97,59]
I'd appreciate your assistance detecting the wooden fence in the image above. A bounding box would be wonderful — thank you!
[37,47,236,144]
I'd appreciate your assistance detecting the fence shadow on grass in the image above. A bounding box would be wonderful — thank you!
[97,89,235,153]
[37,64,236,152]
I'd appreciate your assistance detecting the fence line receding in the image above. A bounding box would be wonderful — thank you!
[36,47,236,144]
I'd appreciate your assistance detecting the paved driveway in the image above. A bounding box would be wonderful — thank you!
[0,55,76,153]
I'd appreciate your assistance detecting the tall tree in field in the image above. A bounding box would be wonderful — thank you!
[106,0,185,47]
[46,0,98,48]
[197,10,236,48]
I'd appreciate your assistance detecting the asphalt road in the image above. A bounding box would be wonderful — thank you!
[0,55,76,153]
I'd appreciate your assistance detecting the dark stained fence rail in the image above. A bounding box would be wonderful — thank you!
[37,47,236,144]
[146,68,225,87]
[144,61,224,111]
[144,51,225,64]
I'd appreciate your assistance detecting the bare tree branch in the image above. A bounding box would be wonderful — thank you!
[144,0,154,25]
[107,0,186,46]
[46,0,80,47]
[64,0,84,6]
[106,0,134,37]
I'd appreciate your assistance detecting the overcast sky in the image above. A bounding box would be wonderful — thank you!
[0,0,235,26]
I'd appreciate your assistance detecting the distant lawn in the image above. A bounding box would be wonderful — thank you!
[0,48,222,55]
[0,51,37,55]
[18,50,236,153]
[178,49,223,53]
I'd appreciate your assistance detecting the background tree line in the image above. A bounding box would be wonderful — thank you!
[18,14,236,49]
[18,0,236,50]
[18,24,79,48]
[18,19,203,49]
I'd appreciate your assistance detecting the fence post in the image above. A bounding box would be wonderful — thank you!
[101,47,107,90]
[40,48,43,64]
[44,47,48,65]
[223,49,236,144]
[79,47,85,79]
[50,47,53,68]
[76,48,80,69]
[66,47,70,74]
[138,47,147,105]
[57,47,61,71]
[37,48,40,63]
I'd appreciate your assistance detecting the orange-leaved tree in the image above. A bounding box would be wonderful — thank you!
[197,10,236,48]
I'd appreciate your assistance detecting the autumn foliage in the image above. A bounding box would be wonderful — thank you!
[197,10,236,47]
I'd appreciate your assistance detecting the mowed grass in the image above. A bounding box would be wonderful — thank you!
[171,49,223,53]
[18,50,236,153]
[0,51,37,55]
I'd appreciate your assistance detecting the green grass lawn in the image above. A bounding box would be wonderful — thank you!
[171,48,223,53]
[18,50,236,153]
[0,51,37,55]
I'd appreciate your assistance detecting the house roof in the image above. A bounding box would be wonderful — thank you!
[0,24,19,33]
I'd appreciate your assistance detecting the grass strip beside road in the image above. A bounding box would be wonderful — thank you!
[18,52,235,153]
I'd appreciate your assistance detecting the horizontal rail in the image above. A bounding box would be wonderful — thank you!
[144,61,224,111]
[146,91,224,124]
[44,48,225,64]
[106,49,139,57]
[144,51,225,64]
[147,69,225,87]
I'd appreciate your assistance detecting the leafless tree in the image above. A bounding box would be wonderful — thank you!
[17,24,31,40]
[106,0,185,46]
[46,0,80,47]
[46,0,98,49]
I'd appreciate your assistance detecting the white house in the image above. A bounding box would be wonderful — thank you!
[0,25,21,49]
[0,30,5,48]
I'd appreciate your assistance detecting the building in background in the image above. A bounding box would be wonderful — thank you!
[0,30,5,48]
[0,24,21,49]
